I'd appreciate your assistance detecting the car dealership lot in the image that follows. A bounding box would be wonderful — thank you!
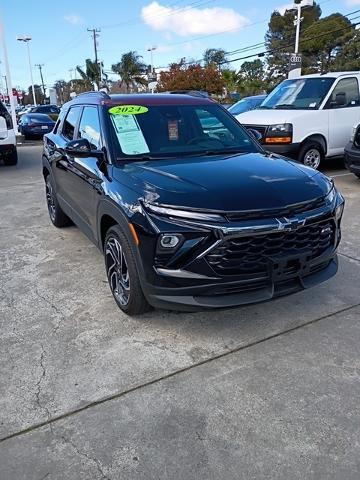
[1,144,360,479]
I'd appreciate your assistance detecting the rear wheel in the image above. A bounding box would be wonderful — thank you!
[298,141,324,170]
[3,149,18,166]
[104,225,151,316]
[45,175,71,227]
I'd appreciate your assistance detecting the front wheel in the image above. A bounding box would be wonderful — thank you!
[298,141,324,170]
[3,149,18,166]
[45,175,71,227]
[104,225,151,316]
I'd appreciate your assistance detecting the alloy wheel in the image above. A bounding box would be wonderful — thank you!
[46,180,56,222]
[303,148,321,169]
[105,236,131,306]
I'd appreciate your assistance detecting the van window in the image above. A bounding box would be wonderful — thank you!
[325,78,360,109]
[62,106,81,140]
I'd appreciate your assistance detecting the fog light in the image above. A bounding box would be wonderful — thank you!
[160,234,181,248]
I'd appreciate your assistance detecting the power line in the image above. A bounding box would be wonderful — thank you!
[222,20,360,65]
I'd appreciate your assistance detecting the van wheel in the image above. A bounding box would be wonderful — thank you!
[3,149,18,166]
[104,225,151,316]
[298,141,324,169]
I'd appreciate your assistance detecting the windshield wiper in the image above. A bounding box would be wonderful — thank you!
[274,104,297,109]
[258,105,272,109]
[195,149,247,157]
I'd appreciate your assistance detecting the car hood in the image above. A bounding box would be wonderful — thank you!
[236,108,309,125]
[114,152,330,212]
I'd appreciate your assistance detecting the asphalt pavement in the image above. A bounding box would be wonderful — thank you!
[1,144,360,479]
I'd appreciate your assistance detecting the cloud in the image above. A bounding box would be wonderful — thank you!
[345,0,360,5]
[64,14,84,25]
[141,1,249,37]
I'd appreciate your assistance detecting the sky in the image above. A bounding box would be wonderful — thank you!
[1,0,359,92]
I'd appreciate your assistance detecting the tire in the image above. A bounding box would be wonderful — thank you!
[45,175,72,227]
[3,149,18,166]
[298,141,324,170]
[104,225,151,316]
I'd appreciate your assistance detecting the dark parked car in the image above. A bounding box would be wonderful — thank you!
[344,124,360,179]
[228,95,267,116]
[29,105,60,121]
[19,113,55,139]
[42,91,344,315]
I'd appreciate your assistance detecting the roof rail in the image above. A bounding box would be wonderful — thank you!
[75,90,111,100]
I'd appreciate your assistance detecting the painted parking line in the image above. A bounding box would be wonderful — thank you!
[329,172,353,178]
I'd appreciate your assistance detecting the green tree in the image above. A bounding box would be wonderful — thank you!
[76,59,101,90]
[333,30,360,71]
[301,14,354,73]
[238,59,268,96]
[221,69,239,94]
[203,48,228,70]
[25,84,44,105]
[265,3,322,78]
[54,79,70,104]
[111,51,147,93]
[157,59,225,95]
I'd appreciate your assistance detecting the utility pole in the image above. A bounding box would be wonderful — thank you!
[0,12,18,134]
[87,28,100,89]
[35,64,46,101]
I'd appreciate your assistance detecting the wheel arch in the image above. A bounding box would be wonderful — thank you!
[300,134,327,155]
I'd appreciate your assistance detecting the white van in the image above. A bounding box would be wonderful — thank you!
[236,72,360,169]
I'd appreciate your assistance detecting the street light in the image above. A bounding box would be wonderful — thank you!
[17,35,37,106]
[288,0,314,78]
[293,0,314,54]
[147,46,157,94]
[147,46,157,75]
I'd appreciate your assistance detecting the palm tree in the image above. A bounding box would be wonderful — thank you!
[111,51,147,93]
[76,59,101,90]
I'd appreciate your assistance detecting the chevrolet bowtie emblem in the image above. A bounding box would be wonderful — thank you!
[277,218,307,231]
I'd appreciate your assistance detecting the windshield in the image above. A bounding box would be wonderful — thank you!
[108,104,260,159]
[228,97,265,115]
[260,78,335,110]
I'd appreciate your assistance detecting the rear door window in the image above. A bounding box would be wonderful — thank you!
[61,106,81,140]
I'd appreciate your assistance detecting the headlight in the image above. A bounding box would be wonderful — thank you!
[325,185,336,204]
[143,202,225,222]
[335,203,344,221]
[265,123,293,144]
[350,126,357,143]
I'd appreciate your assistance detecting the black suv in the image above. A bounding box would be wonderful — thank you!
[42,91,344,315]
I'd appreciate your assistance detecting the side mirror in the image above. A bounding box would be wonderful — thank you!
[0,116,8,140]
[247,128,262,142]
[64,138,104,159]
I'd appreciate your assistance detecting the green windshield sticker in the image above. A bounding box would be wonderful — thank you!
[109,105,148,115]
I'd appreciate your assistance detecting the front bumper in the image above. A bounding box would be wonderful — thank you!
[263,142,301,158]
[135,196,343,312]
[344,142,360,175]
[146,255,338,311]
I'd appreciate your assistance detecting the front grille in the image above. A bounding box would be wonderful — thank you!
[226,197,325,222]
[243,124,267,140]
[206,219,335,276]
